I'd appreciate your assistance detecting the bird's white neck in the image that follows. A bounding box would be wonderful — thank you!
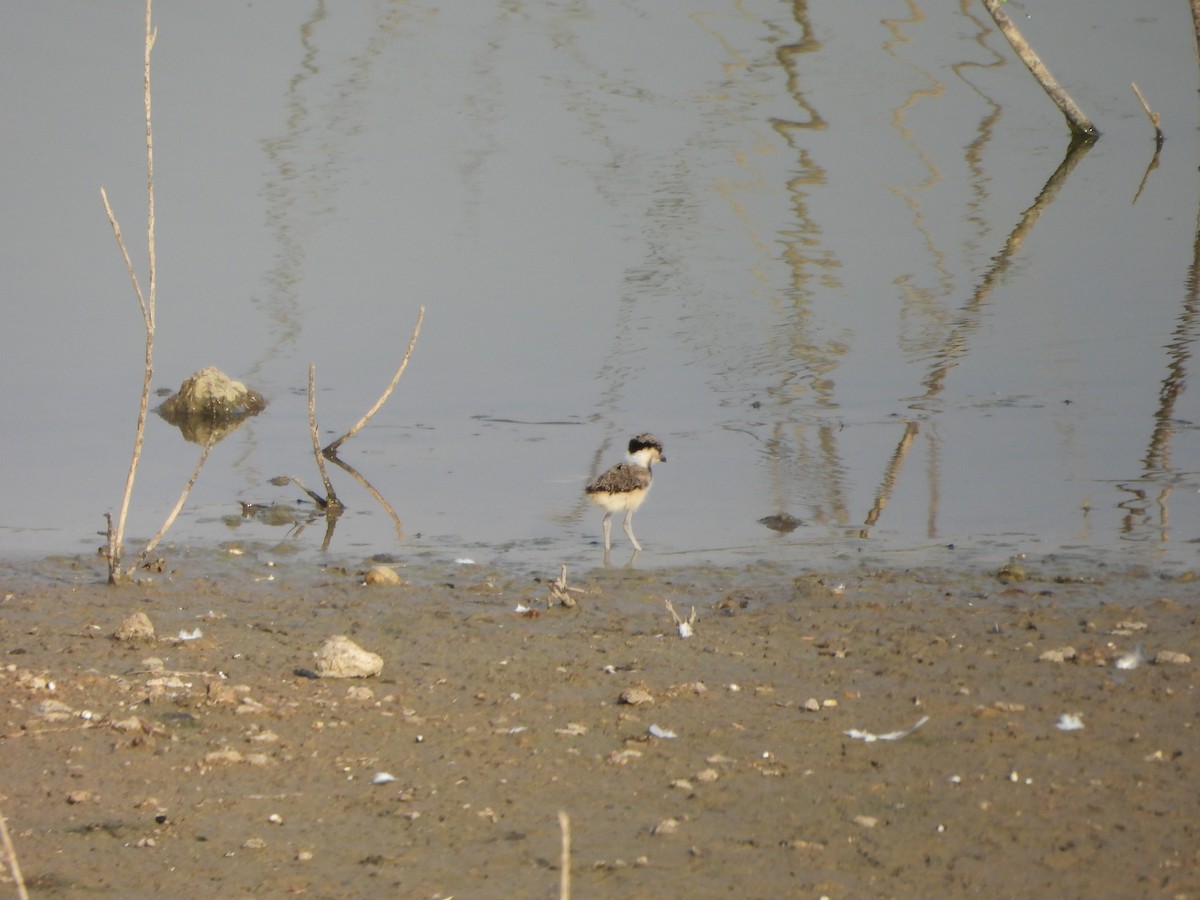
[628,447,658,469]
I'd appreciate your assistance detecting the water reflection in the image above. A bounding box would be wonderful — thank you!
[3,2,1200,571]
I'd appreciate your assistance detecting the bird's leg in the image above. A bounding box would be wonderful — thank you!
[622,509,642,552]
[601,512,613,551]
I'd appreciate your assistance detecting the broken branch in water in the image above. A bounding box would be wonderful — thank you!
[979,0,1098,140]
[324,306,425,456]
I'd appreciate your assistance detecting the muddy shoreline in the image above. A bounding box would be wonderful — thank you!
[1,553,1197,898]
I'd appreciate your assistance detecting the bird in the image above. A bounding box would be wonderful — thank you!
[585,433,666,552]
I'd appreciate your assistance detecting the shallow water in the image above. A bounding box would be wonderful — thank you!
[2,1,1199,576]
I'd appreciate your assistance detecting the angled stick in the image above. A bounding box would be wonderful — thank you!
[128,432,217,575]
[324,306,425,455]
[1130,82,1163,145]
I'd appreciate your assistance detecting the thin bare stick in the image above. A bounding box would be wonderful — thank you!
[143,0,157,334]
[324,306,425,455]
[1130,82,1163,145]
[103,0,159,583]
[308,365,340,506]
[979,0,1098,139]
[128,433,217,575]
[100,189,149,328]
[558,810,571,900]
[324,452,402,538]
[0,806,29,900]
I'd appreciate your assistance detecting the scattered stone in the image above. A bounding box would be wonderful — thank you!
[205,749,245,765]
[1038,647,1076,663]
[1154,650,1191,666]
[314,636,383,679]
[853,815,880,829]
[802,698,821,712]
[66,791,94,805]
[997,562,1027,583]
[364,565,402,586]
[1112,621,1148,634]
[236,696,268,714]
[346,685,375,701]
[694,768,720,783]
[113,612,155,642]
[618,686,654,706]
[206,682,239,705]
[608,749,643,765]
[31,699,75,721]
[651,818,680,836]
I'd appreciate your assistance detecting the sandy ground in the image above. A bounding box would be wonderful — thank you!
[0,552,1197,898]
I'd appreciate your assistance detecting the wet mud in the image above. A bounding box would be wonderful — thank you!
[0,554,1197,897]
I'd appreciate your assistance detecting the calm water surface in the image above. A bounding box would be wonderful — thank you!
[2,1,1199,575]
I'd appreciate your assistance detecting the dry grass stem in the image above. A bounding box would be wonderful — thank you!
[324,306,425,455]
[980,0,1097,139]
[558,810,571,900]
[102,0,159,583]
[1130,82,1163,144]
[308,365,340,507]
[0,807,29,900]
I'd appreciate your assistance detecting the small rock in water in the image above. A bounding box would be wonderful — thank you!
[314,635,384,679]
[158,367,265,421]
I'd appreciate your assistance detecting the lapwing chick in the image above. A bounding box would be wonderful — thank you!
[585,433,666,552]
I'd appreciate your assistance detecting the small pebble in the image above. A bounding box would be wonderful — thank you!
[618,687,654,706]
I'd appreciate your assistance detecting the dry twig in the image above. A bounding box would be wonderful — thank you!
[307,365,341,508]
[129,433,218,574]
[1130,82,1163,146]
[324,306,425,455]
[102,0,159,583]
[326,309,424,458]
[558,810,571,900]
[0,806,29,900]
